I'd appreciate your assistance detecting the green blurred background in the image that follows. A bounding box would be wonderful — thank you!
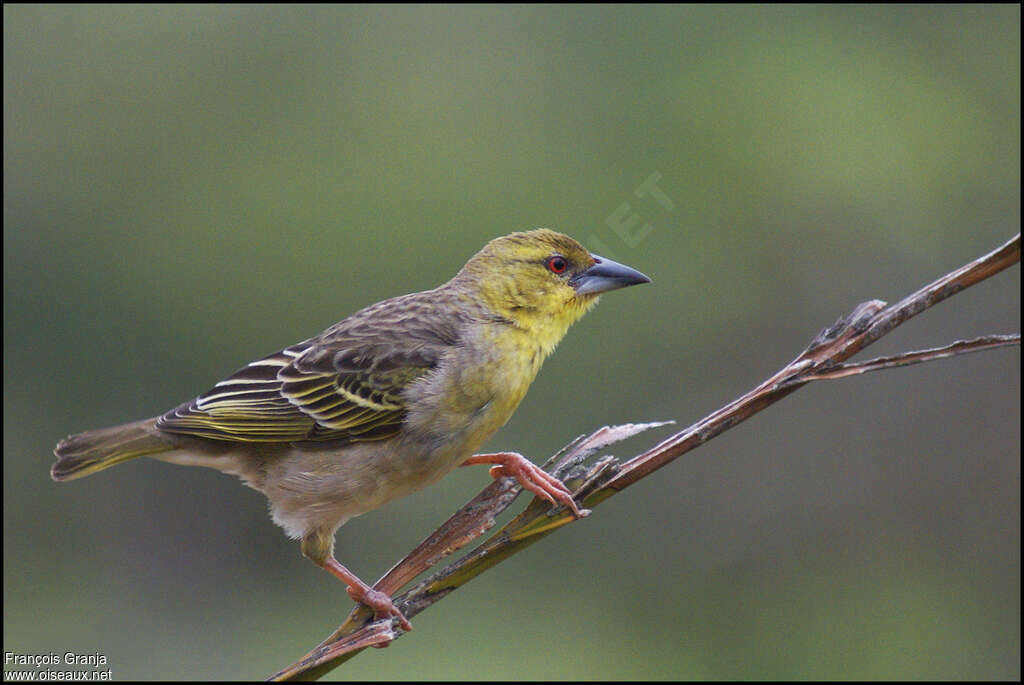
[4,5,1019,680]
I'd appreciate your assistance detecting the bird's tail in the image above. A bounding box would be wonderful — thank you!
[51,417,176,482]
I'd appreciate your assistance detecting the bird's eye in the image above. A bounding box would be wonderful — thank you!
[545,255,568,274]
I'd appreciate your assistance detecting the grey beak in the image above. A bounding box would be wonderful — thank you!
[570,255,651,296]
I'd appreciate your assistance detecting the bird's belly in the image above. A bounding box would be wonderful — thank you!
[256,433,473,540]
[259,352,536,540]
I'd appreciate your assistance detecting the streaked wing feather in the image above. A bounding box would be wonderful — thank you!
[158,346,317,442]
[157,293,461,444]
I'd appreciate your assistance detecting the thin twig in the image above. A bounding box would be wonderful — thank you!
[270,233,1020,681]
[794,334,1021,383]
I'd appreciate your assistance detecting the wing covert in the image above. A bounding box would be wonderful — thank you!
[156,292,462,444]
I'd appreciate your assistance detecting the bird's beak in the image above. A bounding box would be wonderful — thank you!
[570,255,651,296]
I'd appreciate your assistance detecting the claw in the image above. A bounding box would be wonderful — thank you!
[464,452,591,519]
[352,587,413,633]
[324,557,412,634]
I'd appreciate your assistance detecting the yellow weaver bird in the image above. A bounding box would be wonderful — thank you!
[52,229,650,629]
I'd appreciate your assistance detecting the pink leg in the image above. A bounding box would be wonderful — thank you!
[462,452,590,518]
[323,557,413,632]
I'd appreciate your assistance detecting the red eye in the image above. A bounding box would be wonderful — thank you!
[546,255,568,274]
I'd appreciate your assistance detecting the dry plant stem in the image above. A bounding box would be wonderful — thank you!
[270,233,1020,682]
[607,232,1020,490]
[795,334,1021,382]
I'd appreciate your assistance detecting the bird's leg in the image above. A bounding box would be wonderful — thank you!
[301,533,412,632]
[462,452,590,518]
[322,558,413,632]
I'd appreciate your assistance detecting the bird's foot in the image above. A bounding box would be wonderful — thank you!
[322,557,412,632]
[464,452,590,519]
[346,585,413,633]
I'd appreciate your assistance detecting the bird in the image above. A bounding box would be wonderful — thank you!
[51,228,650,631]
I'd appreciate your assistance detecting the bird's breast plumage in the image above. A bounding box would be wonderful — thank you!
[400,320,546,461]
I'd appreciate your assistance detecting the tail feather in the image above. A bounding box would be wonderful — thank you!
[52,418,175,481]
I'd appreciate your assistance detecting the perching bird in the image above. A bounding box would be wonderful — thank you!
[52,228,650,630]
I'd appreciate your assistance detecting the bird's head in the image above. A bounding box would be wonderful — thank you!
[455,229,650,343]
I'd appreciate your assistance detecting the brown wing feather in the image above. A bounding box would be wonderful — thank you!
[157,289,470,444]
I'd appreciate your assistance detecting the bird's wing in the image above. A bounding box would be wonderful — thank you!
[156,292,462,444]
